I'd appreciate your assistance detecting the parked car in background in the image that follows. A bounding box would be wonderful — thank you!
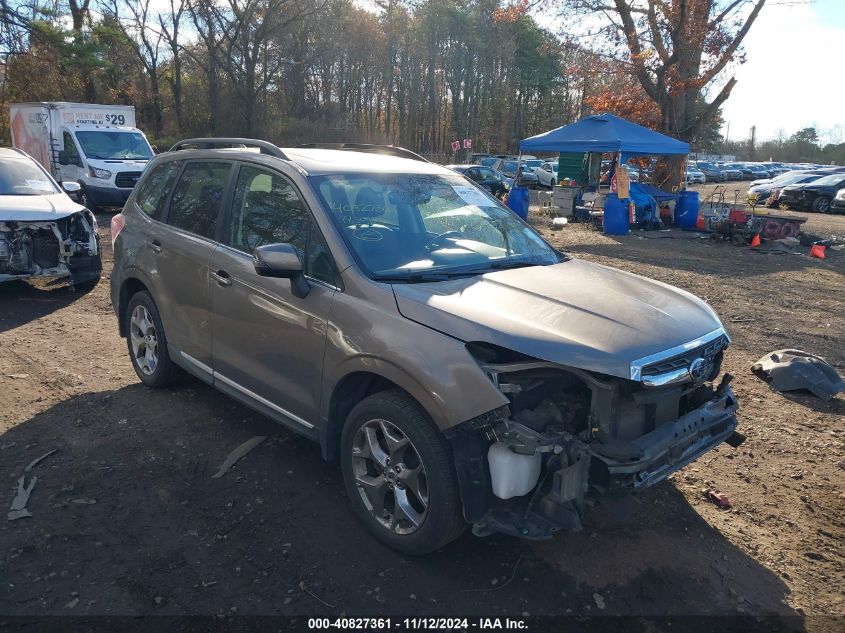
[492,169,514,190]
[725,163,754,180]
[778,172,845,212]
[685,166,706,184]
[523,159,544,172]
[0,147,101,287]
[500,160,539,188]
[765,163,793,177]
[831,188,845,213]
[110,138,741,554]
[746,164,771,179]
[447,164,510,199]
[717,164,744,181]
[696,162,725,182]
[535,161,558,188]
[747,172,826,207]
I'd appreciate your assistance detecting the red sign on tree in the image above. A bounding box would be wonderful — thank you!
[451,141,460,151]
[463,139,472,149]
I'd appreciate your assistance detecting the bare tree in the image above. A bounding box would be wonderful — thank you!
[561,0,768,143]
[100,0,165,134]
[158,0,186,129]
[210,0,323,136]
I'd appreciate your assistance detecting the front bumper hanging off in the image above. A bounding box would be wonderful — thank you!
[460,382,741,541]
[593,389,739,490]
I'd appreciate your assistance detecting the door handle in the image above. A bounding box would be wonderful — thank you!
[211,269,232,287]
[148,240,162,254]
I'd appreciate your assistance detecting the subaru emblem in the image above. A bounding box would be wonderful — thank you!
[689,357,708,381]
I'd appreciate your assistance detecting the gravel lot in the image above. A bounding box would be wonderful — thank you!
[1,197,843,631]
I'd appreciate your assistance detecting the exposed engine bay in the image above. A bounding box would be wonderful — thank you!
[448,341,743,539]
[0,210,100,285]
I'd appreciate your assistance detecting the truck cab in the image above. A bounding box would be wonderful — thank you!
[58,125,153,210]
[10,102,155,211]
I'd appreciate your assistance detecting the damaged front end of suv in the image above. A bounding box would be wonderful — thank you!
[447,330,742,539]
[0,211,101,286]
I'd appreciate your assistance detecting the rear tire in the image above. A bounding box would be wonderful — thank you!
[124,290,179,388]
[340,389,466,555]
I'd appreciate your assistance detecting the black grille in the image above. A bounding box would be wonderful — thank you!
[642,335,728,377]
[115,171,142,188]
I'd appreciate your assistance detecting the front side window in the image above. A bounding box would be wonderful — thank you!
[75,131,153,160]
[312,172,561,280]
[228,165,336,285]
[135,161,180,220]
[167,161,232,239]
[63,132,80,162]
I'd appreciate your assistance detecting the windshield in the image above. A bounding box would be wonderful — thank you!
[812,174,845,186]
[75,131,153,160]
[311,172,561,280]
[524,160,542,168]
[773,172,812,186]
[0,158,59,195]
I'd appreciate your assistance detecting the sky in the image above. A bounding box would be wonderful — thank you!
[718,0,845,144]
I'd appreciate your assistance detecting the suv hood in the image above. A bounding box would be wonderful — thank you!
[392,259,724,380]
[0,193,85,222]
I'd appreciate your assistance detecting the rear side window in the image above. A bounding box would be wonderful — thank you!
[135,162,180,220]
[167,162,232,239]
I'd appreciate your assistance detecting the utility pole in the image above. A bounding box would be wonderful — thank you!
[749,125,756,159]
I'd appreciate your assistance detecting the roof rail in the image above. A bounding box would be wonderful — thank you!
[169,137,288,160]
[296,143,429,163]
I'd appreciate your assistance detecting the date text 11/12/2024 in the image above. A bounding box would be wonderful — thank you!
[308,618,528,630]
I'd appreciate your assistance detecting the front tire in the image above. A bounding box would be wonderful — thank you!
[125,291,179,388]
[79,186,102,213]
[812,197,831,213]
[340,389,466,555]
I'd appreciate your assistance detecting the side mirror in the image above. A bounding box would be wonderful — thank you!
[62,181,81,194]
[58,151,69,166]
[253,243,310,298]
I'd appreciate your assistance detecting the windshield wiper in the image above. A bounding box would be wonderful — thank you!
[372,270,481,283]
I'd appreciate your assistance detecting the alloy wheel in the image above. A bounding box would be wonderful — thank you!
[351,418,429,534]
[129,305,159,375]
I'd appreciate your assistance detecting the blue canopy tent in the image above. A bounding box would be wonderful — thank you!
[519,113,689,158]
[518,114,694,230]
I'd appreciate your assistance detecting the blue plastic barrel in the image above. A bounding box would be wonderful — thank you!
[603,193,629,235]
[675,190,700,229]
[507,186,529,220]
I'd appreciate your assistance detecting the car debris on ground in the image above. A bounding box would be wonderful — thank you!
[211,436,267,479]
[752,349,845,401]
[704,489,732,509]
[7,449,57,521]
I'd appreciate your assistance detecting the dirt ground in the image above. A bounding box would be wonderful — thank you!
[1,193,843,631]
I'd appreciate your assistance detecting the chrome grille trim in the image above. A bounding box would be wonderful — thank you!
[630,327,729,382]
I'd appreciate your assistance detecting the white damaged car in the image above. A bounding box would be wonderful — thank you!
[0,148,101,288]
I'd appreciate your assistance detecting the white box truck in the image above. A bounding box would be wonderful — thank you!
[9,102,155,210]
